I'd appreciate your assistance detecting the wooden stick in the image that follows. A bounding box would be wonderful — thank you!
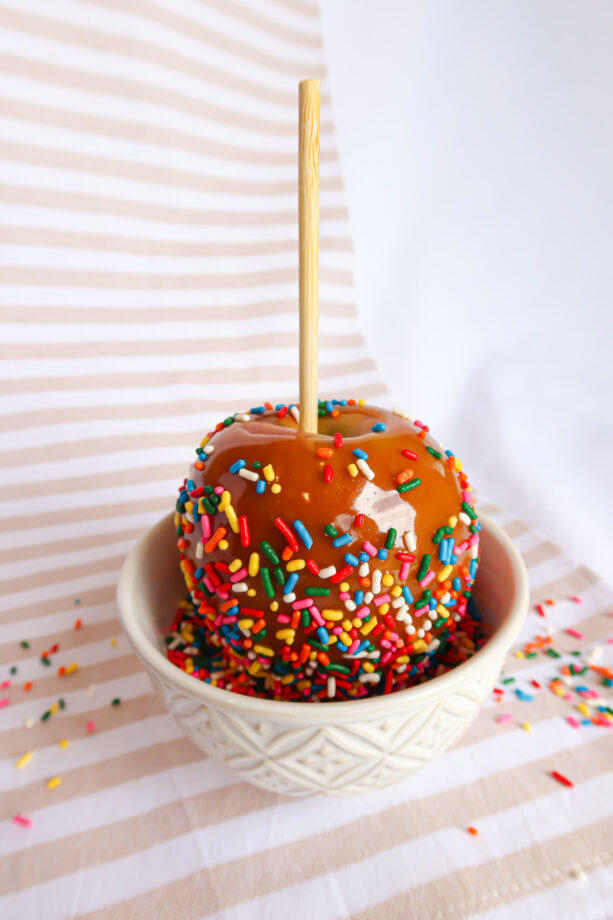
[298,78,320,434]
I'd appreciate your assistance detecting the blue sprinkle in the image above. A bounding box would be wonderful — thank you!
[256,480,266,494]
[355,590,364,605]
[275,403,285,410]
[187,479,195,491]
[358,552,369,563]
[229,459,246,474]
[284,572,299,595]
[469,559,478,578]
[293,519,313,550]
[333,533,353,548]
[74,598,81,604]
[515,689,534,702]
[429,599,437,610]
[402,586,414,604]
[353,448,369,460]
[195,568,204,579]
[356,641,370,654]
[451,554,458,564]
[372,423,386,432]
[377,548,388,561]
[345,553,360,566]
[193,507,200,523]
[336,641,348,653]
[445,449,455,457]
[325,400,334,413]
[317,627,330,645]
[250,406,266,414]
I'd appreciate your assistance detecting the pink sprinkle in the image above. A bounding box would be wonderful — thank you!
[357,606,370,618]
[203,576,215,593]
[496,713,513,725]
[362,541,377,557]
[230,568,248,583]
[13,814,31,828]
[566,628,584,640]
[347,640,360,655]
[380,639,392,650]
[380,651,392,666]
[338,592,350,601]
[213,486,224,495]
[569,595,583,604]
[419,571,435,588]
[0,699,10,708]
[200,516,211,540]
[1,680,10,689]
[400,562,410,580]
[276,614,291,624]
[86,720,95,733]
[607,637,613,645]
[292,598,313,611]
[373,593,391,607]
[331,625,343,636]
[567,716,581,730]
[310,608,325,627]
[456,541,468,553]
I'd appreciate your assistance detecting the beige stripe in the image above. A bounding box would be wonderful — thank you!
[0,463,177,504]
[0,737,202,822]
[0,8,323,100]
[522,539,563,569]
[531,566,600,604]
[351,817,613,920]
[33,735,610,916]
[0,496,168,535]
[0,611,121,662]
[477,500,501,516]
[0,138,342,196]
[0,183,349,226]
[0,227,352,259]
[86,0,326,78]
[503,518,533,539]
[0,266,353,292]
[270,0,319,17]
[2,673,155,758]
[0,585,116,629]
[0,526,143,565]
[0,554,124,597]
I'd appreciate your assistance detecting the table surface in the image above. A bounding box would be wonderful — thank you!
[0,2,612,918]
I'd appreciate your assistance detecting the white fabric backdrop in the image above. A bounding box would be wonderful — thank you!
[321,0,613,584]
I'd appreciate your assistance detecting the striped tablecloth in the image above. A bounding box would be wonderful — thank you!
[1,2,612,918]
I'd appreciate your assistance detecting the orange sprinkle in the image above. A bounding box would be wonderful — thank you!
[395,469,413,485]
[467,826,479,836]
[220,598,237,612]
[74,619,82,630]
[331,408,340,418]
[204,526,226,553]
[23,681,32,691]
[57,666,66,677]
[281,546,294,562]
[316,448,334,458]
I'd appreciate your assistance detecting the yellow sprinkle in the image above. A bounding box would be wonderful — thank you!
[59,739,69,749]
[437,564,453,583]
[218,490,231,512]
[436,605,449,619]
[358,398,365,406]
[448,515,458,528]
[50,702,59,715]
[254,645,274,657]
[347,463,358,478]
[185,501,194,513]
[515,651,525,659]
[247,661,262,676]
[47,776,62,790]
[328,635,337,644]
[174,512,180,527]
[247,589,256,597]
[339,581,350,592]
[391,586,402,598]
[362,661,375,673]
[352,617,363,628]
[323,609,344,621]
[413,639,427,652]
[200,436,210,448]
[286,559,305,572]
[248,552,260,577]
[271,483,282,494]
[238,618,254,631]
[66,663,78,674]
[380,603,390,615]
[396,655,409,664]
[382,573,394,587]
[340,631,352,646]
[228,558,243,573]
[577,703,591,718]
[297,679,311,691]
[454,458,463,472]
[522,722,532,732]
[225,504,239,533]
[24,717,34,729]
[361,618,377,636]
[309,651,318,661]
[270,601,279,612]
[16,752,32,769]
[276,629,295,641]
[342,619,353,631]
[281,673,295,685]
[263,464,275,482]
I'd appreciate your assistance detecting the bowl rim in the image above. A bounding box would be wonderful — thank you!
[117,512,529,722]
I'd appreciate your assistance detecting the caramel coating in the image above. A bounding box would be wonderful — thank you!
[175,403,479,698]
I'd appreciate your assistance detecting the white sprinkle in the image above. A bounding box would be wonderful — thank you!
[358,562,369,577]
[422,619,432,630]
[440,592,451,604]
[427,638,441,653]
[283,593,296,603]
[363,591,374,605]
[371,569,382,594]
[470,544,479,559]
[185,512,194,523]
[391,596,405,608]
[87,684,96,699]
[203,444,215,455]
[318,566,336,579]
[356,458,375,481]
[459,512,471,525]
[393,408,412,420]
[195,542,204,559]
[406,624,416,635]
[359,672,381,683]
[234,414,251,422]
[417,629,425,638]
[327,676,336,698]
[24,716,34,729]
[232,583,248,593]
[238,468,259,482]
[570,868,588,882]
[168,634,183,650]
[290,406,300,423]
[344,600,357,612]
[403,531,417,552]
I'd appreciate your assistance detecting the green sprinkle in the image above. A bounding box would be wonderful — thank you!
[20,641,30,649]
[462,501,477,520]
[433,617,445,628]
[305,587,330,597]
[547,648,561,658]
[398,478,421,493]
[273,566,285,586]
[414,598,428,610]
[526,652,538,658]
[260,541,280,565]
[417,554,431,581]
[301,609,311,627]
[58,698,66,710]
[10,666,17,675]
[200,495,216,514]
[426,446,442,459]
[260,567,275,598]
[111,698,121,706]
[323,524,338,538]
[41,710,51,721]
[252,461,262,469]
[41,656,51,666]
[502,677,515,684]
[432,528,445,545]
[223,417,234,427]
[327,664,351,675]
[204,485,214,494]
[385,528,397,550]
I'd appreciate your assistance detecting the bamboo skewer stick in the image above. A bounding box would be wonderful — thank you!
[298,78,320,434]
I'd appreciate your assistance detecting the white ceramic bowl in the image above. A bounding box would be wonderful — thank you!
[117,512,528,797]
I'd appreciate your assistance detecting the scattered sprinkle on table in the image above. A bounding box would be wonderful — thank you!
[13,815,32,828]
[551,770,574,788]
[47,777,62,790]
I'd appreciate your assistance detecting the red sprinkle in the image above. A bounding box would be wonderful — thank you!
[323,464,334,483]
[536,604,546,617]
[402,449,418,461]
[274,517,299,552]
[239,515,250,548]
[551,770,573,788]
[353,514,364,527]
[334,432,343,449]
